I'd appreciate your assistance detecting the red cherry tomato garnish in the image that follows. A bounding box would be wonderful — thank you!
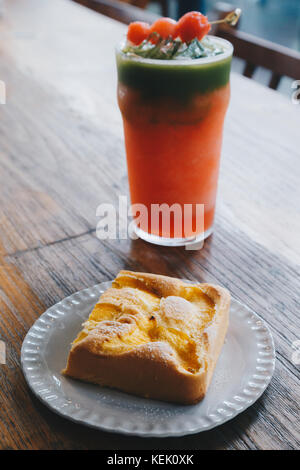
[127,21,151,45]
[150,17,177,43]
[176,11,211,43]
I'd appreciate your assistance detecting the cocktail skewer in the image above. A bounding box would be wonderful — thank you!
[210,8,242,27]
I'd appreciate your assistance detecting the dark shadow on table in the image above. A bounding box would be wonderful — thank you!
[126,232,218,284]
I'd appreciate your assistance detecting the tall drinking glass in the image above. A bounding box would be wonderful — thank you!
[116,37,233,246]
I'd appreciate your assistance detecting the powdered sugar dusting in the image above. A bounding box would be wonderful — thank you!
[77,275,217,371]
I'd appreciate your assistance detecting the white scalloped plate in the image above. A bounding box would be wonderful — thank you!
[21,281,275,437]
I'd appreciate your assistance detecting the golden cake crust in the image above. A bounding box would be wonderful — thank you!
[63,271,230,404]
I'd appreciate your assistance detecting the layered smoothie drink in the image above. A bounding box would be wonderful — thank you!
[116,13,233,245]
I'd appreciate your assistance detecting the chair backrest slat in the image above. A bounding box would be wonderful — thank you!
[243,62,256,79]
[269,73,282,90]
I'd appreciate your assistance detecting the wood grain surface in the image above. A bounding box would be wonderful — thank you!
[0,0,299,450]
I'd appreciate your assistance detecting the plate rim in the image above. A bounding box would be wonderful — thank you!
[21,281,276,438]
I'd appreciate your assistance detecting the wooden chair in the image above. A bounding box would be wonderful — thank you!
[213,3,300,90]
[72,0,158,24]
[72,0,164,24]
[216,26,300,89]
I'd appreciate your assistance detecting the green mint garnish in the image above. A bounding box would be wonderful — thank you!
[122,36,224,60]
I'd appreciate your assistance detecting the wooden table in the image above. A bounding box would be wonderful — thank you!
[0,0,299,451]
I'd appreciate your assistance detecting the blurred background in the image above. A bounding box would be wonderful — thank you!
[150,0,300,94]
[149,0,300,53]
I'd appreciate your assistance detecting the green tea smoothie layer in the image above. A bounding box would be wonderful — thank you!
[117,46,232,99]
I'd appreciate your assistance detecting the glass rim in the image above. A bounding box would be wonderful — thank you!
[116,35,233,66]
